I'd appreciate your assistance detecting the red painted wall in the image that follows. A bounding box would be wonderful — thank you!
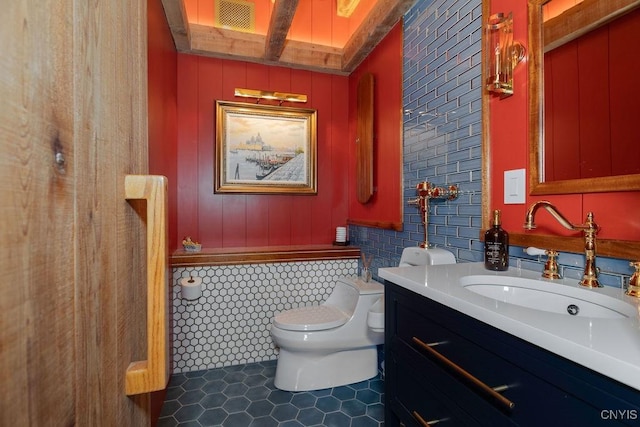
[176,56,351,248]
[148,0,178,250]
[489,0,640,242]
[347,22,403,228]
[544,8,640,181]
[173,25,403,250]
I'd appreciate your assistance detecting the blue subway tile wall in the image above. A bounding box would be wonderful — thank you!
[171,260,358,373]
[351,0,485,277]
[352,0,637,290]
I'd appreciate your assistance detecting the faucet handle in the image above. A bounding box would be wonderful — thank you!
[542,250,561,280]
[625,261,640,298]
[524,247,546,256]
[525,247,561,279]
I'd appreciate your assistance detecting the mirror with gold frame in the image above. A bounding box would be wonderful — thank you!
[528,0,640,195]
[481,0,640,260]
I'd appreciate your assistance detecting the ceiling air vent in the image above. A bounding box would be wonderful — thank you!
[215,0,255,33]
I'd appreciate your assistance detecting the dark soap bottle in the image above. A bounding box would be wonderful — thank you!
[484,209,509,271]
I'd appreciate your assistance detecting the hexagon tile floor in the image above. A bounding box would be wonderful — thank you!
[157,360,384,427]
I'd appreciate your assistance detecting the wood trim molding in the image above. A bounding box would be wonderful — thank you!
[347,218,403,231]
[510,232,640,260]
[171,244,361,267]
[544,0,640,51]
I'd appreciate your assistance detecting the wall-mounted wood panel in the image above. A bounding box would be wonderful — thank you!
[356,73,374,204]
[347,22,403,229]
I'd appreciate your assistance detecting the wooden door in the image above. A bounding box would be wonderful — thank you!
[0,0,160,425]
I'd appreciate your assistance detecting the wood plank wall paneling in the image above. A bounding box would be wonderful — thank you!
[4,0,152,424]
[2,1,76,424]
[176,55,352,249]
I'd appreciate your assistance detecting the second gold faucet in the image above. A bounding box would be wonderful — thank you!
[523,201,601,288]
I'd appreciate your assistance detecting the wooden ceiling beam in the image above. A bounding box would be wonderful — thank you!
[265,0,300,61]
[189,23,266,60]
[278,40,346,75]
[160,0,411,75]
[188,24,346,75]
[341,0,416,72]
[160,0,190,52]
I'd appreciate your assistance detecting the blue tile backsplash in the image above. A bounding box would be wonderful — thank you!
[351,0,485,273]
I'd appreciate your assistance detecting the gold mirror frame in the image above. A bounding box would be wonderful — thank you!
[481,0,640,260]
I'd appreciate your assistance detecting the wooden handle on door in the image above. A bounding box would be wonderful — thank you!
[124,175,170,395]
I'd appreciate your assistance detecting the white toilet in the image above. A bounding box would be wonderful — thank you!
[270,246,456,391]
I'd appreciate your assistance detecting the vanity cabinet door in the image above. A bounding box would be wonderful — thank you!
[385,282,640,427]
[386,350,484,427]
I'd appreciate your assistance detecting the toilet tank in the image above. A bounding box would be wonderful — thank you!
[399,247,456,267]
[324,277,383,315]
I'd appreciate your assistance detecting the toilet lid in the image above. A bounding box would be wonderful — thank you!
[273,305,349,331]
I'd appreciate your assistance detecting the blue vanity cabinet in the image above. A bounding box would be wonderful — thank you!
[384,281,640,427]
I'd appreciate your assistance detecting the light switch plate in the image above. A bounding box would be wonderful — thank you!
[504,169,526,204]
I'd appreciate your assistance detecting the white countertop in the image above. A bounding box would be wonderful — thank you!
[378,262,640,391]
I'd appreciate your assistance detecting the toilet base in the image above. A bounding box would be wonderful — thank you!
[274,346,379,391]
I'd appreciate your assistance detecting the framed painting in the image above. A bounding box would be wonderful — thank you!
[214,100,317,194]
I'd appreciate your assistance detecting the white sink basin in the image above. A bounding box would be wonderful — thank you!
[460,275,637,319]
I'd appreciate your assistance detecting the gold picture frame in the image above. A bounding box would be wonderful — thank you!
[215,101,318,194]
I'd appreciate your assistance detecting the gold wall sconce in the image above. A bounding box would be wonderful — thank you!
[485,12,526,97]
[234,88,307,105]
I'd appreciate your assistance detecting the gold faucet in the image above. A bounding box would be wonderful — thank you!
[523,201,601,288]
[626,261,640,297]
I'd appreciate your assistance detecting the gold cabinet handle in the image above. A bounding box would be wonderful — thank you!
[412,336,515,411]
[124,175,170,395]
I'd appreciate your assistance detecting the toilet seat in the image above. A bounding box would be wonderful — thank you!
[274,305,349,331]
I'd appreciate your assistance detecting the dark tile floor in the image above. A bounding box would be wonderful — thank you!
[157,360,384,427]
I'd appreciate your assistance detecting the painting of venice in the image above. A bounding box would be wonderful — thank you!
[215,101,317,194]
